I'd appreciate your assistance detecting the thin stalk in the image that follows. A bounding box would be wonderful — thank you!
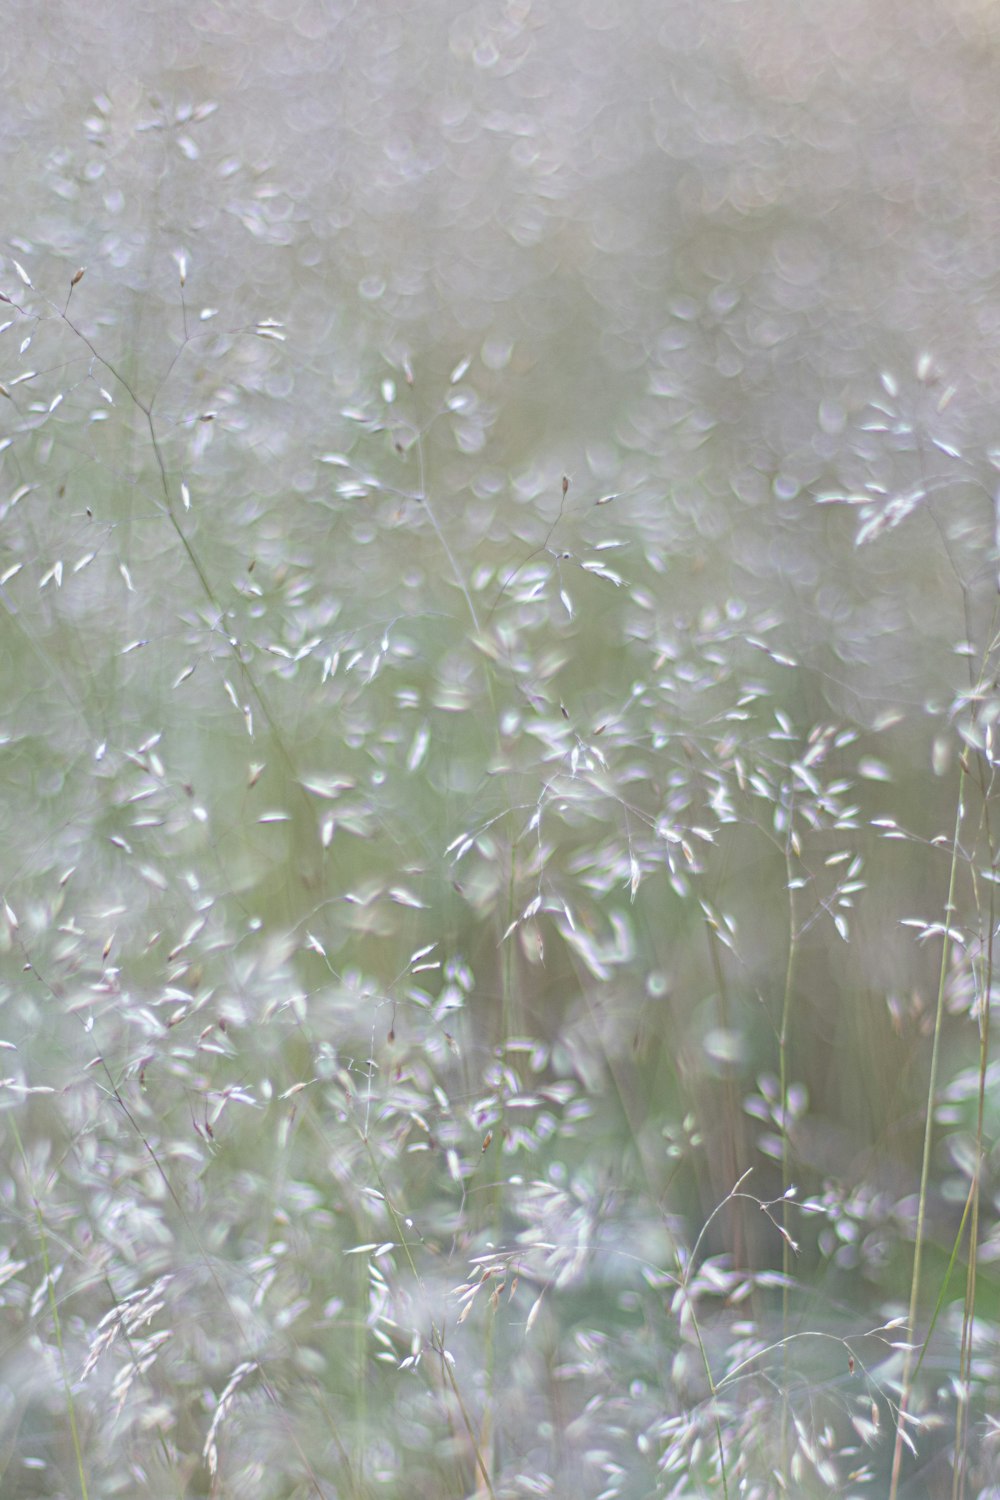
[676,1168,804,1490]
[889,765,966,1500]
[683,1296,730,1500]
[677,1171,755,1500]
[910,1175,973,1392]
[952,766,995,1500]
[778,832,799,1475]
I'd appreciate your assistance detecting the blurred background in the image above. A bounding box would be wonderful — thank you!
[2,1,1000,1496]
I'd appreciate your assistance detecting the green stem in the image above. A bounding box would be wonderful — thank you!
[778,835,799,1472]
[889,765,965,1500]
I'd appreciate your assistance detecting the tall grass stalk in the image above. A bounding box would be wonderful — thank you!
[888,765,966,1500]
[778,834,799,1474]
[952,720,997,1500]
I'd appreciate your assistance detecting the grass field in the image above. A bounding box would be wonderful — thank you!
[3,6,1000,1497]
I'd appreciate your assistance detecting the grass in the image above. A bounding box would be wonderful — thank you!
[3,67,1000,1500]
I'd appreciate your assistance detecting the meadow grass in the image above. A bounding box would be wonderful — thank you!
[2,89,1000,1500]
